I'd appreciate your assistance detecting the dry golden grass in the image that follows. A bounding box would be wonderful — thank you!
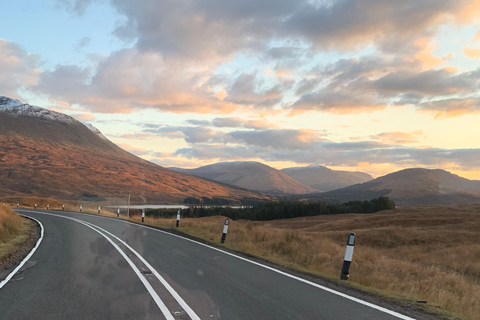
[0,205,23,243]
[136,205,480,320]
[0,205,37,266]
[7,198,479,319]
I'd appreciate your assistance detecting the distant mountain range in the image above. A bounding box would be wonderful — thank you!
[281,166,372,191]
[170,161,317,195]
[0,96,263,204]
[2,96,480,207]
[319,168,480,206]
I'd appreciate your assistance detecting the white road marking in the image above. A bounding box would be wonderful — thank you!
[19,209,416,320]
[78,219,201,320]
[0,215,44,290]
[18,210,175,320]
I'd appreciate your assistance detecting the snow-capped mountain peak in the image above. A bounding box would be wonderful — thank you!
[0,96,24,108]
[0,96,75,123]
[83,122,108,140]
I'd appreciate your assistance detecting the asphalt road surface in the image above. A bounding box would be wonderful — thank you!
[0,209,416,320]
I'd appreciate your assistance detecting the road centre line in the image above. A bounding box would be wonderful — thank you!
[43,209,416,320]
[78,218,201,320]
[0,215,44,290]
[19,210,201,320]
[18,210,176,320]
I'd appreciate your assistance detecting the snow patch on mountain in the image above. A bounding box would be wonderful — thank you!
[83,122,108,140]
[0,96,76,123]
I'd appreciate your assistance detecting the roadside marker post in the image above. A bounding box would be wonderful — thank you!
[117,206,120,217]
[80,205,82,212]
[47,204,49,210]
[340,233,356,280]
[62,204,65,211]
[34,203,37,209]
[142,209,145,223]
[98,205,101,214]
[17,203,19,208]
[220,218,229,243]
[176,210,180,227]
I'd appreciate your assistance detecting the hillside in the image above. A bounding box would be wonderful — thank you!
[0,96,264,204]
[170,161,316,195]
[320,168,480,205]
[281,165,372,191]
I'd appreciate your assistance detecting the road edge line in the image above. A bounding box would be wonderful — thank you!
[18,209,416,320]
[0,215,44,290]
[19,211,175,320]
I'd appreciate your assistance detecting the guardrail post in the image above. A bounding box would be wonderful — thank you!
[142,209,145,223]
[340,233,356,280]
[117,206,120,217]
[176,210,180,227]
[220,218,229,243]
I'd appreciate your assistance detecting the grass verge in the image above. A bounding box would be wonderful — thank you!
[0,206,38,272]
[11,199,480,319]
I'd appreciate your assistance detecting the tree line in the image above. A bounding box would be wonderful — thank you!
[138,196,396,221]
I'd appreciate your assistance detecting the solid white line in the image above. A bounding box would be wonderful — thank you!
[0,215,44,290]
[19,211,175,320]
[79,219,201,320]
[19,209,415,320]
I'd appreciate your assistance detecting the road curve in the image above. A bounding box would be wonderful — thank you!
[0,209,416,320]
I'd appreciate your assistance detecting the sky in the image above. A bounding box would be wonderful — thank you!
[1,0,480,179]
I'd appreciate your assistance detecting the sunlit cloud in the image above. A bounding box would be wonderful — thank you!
[463,46,480,59]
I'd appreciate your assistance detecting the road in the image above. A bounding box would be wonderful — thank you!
[0,209,415,320]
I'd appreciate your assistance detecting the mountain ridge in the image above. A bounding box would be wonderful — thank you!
[281,165,373,191]
[0,96,265,204]
[170,161,317,195]
[319,168,480,206]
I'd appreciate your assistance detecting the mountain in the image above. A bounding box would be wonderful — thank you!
[170,161,317,195]
[281,165,372,191]
[320,168,480,206]
[0,96,265,204]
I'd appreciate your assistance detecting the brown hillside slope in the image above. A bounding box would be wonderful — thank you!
[321,168,480,206]
[0,100,263,204]
[171,161,317,195]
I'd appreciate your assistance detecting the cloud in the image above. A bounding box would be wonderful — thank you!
[420,97,480,118]
[290,55,480,115]
[0,39,40,98]
[36,0,480,117]
[210,117,275,129]
[116,143,150,156]
[174,142,480,172]
[74,37,91,50]
[370,131,424,145]
[71,113,96,121]
[463,46,480,59]
[229,129,322,150]
[31,49,239,114]
[223,72,290,109]
[56,0,95,15]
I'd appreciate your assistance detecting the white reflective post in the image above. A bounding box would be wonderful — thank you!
[340,233,356,280]
[220,219,229,243]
